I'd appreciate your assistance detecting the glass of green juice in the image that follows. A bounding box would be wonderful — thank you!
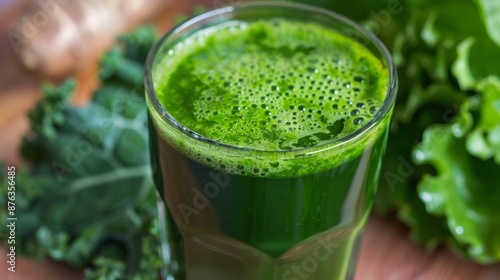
[145,2,397,279]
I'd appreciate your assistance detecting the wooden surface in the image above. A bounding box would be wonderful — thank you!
[1,1,500,279]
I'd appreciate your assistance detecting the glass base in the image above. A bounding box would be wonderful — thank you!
[157,195,364,280]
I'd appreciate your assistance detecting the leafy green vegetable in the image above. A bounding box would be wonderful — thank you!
[414,84,500,261]
[377,0,500,263]
[453,38,500,89]
[477,0,500,47]
[292,0,500,263]
[465,78,500,161]
[1,26,163,279]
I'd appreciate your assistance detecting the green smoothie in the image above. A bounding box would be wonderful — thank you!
[147,17,391,280]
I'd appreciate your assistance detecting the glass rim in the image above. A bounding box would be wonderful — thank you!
[144,1,398,154]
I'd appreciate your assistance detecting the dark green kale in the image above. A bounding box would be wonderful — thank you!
[1,25,163,279]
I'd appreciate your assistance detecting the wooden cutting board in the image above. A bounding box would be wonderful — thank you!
[1,1,499,279]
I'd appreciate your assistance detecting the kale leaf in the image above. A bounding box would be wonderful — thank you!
[1,26,163,279]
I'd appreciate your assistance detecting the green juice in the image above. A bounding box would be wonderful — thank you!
[148,18,391,280]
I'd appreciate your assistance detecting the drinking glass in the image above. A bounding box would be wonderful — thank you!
[145,2,397,279]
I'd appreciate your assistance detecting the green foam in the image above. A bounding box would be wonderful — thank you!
[148,19,391,177]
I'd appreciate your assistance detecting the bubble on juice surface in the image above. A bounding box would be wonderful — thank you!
[156,19,389,176]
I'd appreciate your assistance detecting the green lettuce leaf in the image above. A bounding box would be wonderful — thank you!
[477,0,500,47]
[296,0,500,263]
[453,38,500,90]
[465,77,500,162]
[413,91,500,262]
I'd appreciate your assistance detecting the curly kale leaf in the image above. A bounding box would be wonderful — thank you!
[0,26,163,279]
[28,80,76,140]
[99,25,157,87]
[20,80,76,162]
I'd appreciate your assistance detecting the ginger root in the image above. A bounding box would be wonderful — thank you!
[8,0,175,78]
